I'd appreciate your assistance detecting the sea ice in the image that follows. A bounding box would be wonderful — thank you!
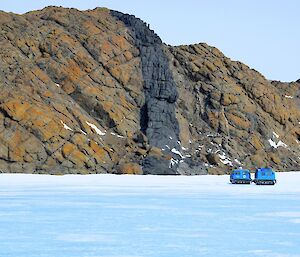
[0,172,300,257]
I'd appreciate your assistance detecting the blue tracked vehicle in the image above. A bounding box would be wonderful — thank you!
[230,169,252,184]
[253,167,276,185]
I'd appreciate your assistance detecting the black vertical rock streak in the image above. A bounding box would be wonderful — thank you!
[111,11,181,174]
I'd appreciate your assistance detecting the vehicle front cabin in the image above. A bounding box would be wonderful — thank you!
[230,169,252,184]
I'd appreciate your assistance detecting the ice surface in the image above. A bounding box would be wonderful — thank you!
[1,172,300,257]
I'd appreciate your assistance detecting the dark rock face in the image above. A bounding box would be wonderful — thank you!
[111,11,181,174]
[0,7,300,175]
[143,156,177,175]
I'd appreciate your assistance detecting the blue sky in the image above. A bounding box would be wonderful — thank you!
[0,0,299,82]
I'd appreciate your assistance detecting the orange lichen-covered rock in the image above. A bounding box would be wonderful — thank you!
[89,141,111,164]
[0,100,31,121]
[117,162,143,175]
[225,113,251,130]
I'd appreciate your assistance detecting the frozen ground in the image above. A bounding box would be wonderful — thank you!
[0,172,300,257]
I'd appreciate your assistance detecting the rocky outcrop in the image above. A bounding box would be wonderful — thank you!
[0,7,299,174]
[111,11,181,174]
[167,44,300,172]
[0,7,142,174]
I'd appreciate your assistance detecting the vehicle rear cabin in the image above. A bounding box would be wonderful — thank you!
[254,168,276,185]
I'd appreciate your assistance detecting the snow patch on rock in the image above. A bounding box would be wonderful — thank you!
[234,159,242,165]
[86,121,106,136]
[169,158,179,168]
[110,132,124,138]
[171,148,184,158]
[80,130,87,135]
[268,139,288,149]
[60,120,73,131]
[218,152,233,166]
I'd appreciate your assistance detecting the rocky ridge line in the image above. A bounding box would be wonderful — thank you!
[0,7,300,174]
